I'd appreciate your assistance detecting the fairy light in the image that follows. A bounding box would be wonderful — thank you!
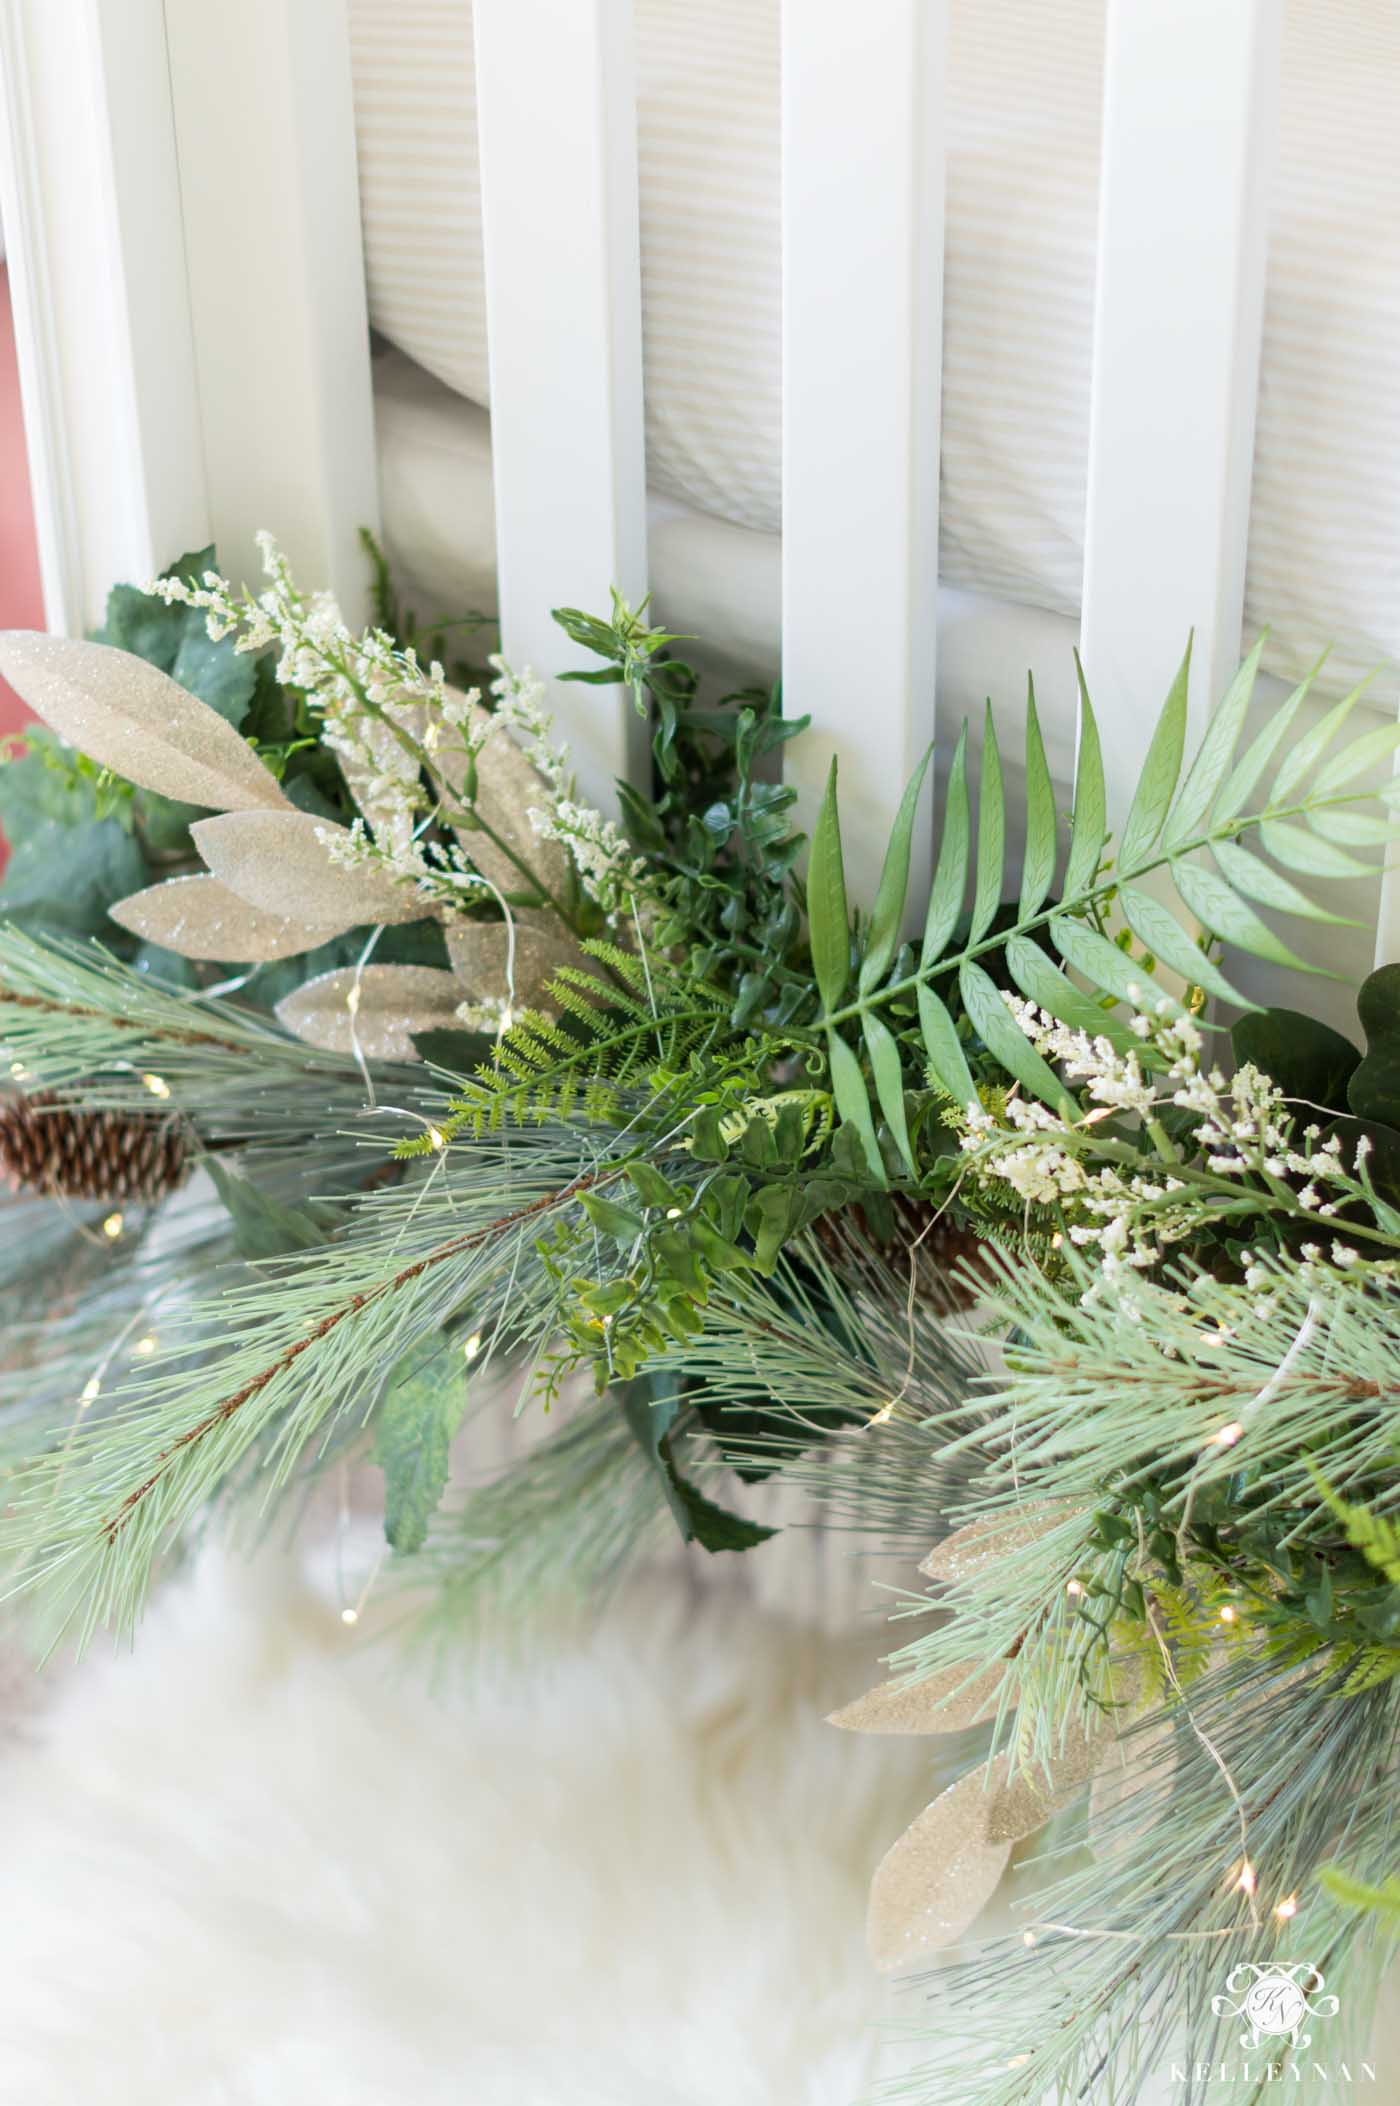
[1022,1930,1037,1948]
[1275,1894,1299,1921]
[463,1331,483,1362]
[142,1073,171,1100]
[80,1376,100,1405]
[665,1207,683,1220]
[1236,1861,1258,1897]
[102,1211,124,1240]
[1219,1605,1238,1625]
[427,1126,446,1152]
[9,1060,28,1079]
[1210,1421,1245,1449]
[1050,1232,1063,1250]
[340,1607,360,1627]
[1066,1579,1086,1599]
[867,1400,896,1427]
[133,1334,158,1356]
[345,984,362,1018]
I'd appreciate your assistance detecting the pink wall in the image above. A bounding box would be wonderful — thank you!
[0,261,44,736]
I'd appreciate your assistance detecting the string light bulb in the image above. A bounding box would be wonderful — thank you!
[142,1073,171,1100]
[133,1334,158,1356]
[1275,1894,1299,1921]
[1219,1605,1238,1625]
[80,1376,100,1404]
[102,1211,124,1240]
[340,1607,359,1627]
[1211,1421,1245,1449]
[1066,1579,1086,1599]
[427,1126,446,1152]
[463,1331,483,1362]
[1236,1861,1258,1897]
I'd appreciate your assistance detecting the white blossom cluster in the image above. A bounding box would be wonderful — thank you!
[961,993,1371,1288]
[150,537,654,934]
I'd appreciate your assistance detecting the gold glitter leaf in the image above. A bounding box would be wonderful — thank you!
[867,1759,1013,1972]
[919,1503,1080,1585]
[108,876,343,962]
[191,811,431,931]
[985,1719,1100,1844]
[0,633,290,812]
[828,1661,1005,1737]
[275,966,465,1060]
[444,915,584,1018]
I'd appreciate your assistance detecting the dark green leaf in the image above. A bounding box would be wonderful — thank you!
[1063,659,1107,898]
[1119,639,1191,869]
[623,1384,776,1553]
[1350,966,1400,1129]
[922,725,970,965]
[205,1156,340,1259]
[958,959,1073,1113]
[374,1332,468,1554]
[0,818,147,939]
[1231,1008,1359,1114]
[626,1160,683,1210]
[860,745,931,993]
[1166,637,1263,845]
[917,984,977,1108]
[970,704,1005,943]
[808,759,851,1013]
[1019,679,1057,919]
[862,1009,914,1175]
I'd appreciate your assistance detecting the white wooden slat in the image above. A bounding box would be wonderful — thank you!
[163,0,380,623]
[473,0,648,817]
[1080,0,1283,823]
[781,0,947,916]
[0,0,209,632]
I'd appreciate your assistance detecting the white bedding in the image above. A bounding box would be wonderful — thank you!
[351,0,1400,697]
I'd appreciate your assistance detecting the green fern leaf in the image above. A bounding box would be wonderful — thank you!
[1063,659,1106,897]
[922,725,970,964]
[860,744,931,993]
[959,960,1073,1114]
[1019,678,1057,918]
[1119,640,1191,868]
[808,758,851,1013]
[1166,636,1263,846]
[1117,883,1249,1005]
[1272,677,1371,802]
[1170,860,1317,973]
[1210,838,1357,924]
[918,983,977,1107]
[862,1009,914,1174]
[970,702,1005,943]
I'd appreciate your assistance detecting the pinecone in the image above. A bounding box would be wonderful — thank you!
[0,1092,191,1204]
[817,1193,990,1310]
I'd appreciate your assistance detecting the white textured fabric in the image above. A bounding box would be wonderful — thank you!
[350,0,1400,691]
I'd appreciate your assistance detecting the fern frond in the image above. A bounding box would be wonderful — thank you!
[805,641,1400,1166]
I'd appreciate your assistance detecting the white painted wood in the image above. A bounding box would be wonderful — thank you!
[781,0,946,915]
[1080,0,1283,823]
[473,0,648,817]
[0,0,208,632]
[164,0,379,623]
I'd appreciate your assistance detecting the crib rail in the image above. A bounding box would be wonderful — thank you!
[7,0,1379,954]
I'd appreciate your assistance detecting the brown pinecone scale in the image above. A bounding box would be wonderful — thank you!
[0,1091,191,1204]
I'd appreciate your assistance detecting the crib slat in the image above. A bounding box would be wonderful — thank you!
[163,0,380,621]
[0,0,209,631]
[474,0,648,816]
[780,0,947,915]
[1080,0,1282,822]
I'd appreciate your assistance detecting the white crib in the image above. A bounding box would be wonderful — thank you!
[0,0,1392,982]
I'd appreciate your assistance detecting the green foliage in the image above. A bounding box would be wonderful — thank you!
[803,639,1400,1178]
[555,595,808,1020]
[97,547,259,730]
[204,1156,343,1260]
[1350,963,1400,1128]
[1319,1864,1400,1925]
[1314,1472,1400,1586]
[374,1332,469,1554]
[359,525,491,692]
[621,1379,775,1553]
[1231,1005,1361,1110]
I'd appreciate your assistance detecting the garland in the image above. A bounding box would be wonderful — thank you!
[1,541,1398,2099]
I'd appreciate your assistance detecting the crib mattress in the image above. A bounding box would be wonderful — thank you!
[350,0,1400,697]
